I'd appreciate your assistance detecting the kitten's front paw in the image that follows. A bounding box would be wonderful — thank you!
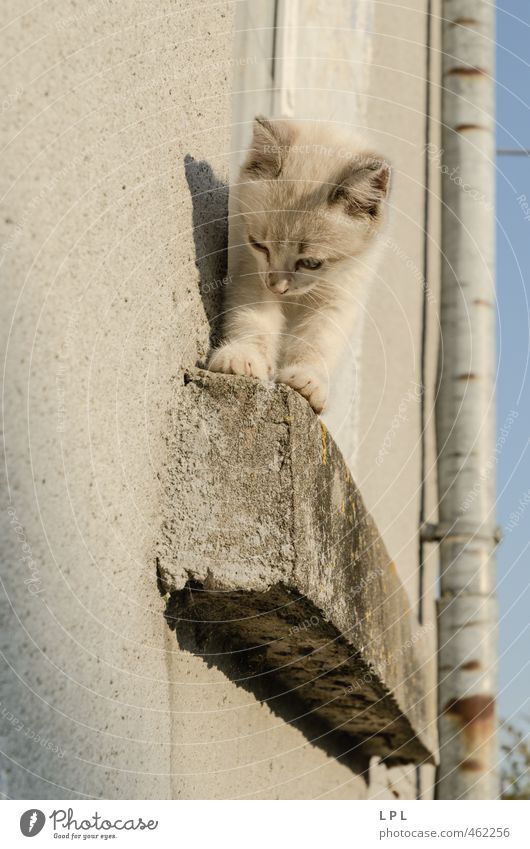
[277,364,328,414]
[208,343,273,380]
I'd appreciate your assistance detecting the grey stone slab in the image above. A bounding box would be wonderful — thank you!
[158,369,436,766]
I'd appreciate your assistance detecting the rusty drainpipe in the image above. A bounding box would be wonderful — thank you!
[431,0,499,799]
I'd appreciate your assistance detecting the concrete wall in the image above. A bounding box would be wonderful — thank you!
[0,0,232,800]
[1,0,438,799]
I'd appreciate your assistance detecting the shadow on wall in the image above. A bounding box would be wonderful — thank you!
[184,154,229,350]
[164,592,371,784]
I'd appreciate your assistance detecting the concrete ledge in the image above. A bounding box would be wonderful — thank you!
[158,369,436,766]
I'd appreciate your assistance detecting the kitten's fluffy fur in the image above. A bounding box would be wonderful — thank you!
[208,117,391,413]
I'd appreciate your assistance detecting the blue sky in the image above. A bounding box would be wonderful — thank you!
[496,0,530,725]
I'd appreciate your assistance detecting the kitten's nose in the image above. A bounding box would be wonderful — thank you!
[267,272,293,294]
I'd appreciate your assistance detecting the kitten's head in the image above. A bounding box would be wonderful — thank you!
[237,117,391,296]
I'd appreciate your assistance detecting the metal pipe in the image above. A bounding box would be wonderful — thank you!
[271,0,298,118]
[436,0,498,799]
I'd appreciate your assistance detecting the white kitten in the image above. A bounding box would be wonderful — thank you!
[208,117,391,413]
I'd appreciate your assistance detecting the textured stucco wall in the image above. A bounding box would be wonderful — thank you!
[0,0,230,799]
[1,0,438,800]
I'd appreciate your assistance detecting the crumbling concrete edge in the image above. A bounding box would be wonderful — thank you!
[157,368,437,767]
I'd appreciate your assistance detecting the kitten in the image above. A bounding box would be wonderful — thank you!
[208,117,391,413]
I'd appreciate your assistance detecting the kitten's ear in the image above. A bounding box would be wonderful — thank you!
[329,155,391,219]
[242,116,295,180]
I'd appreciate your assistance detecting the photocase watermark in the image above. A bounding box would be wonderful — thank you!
[516,194,530,223]
[1,700,64,759]
[210,54,258,74]
[378,232,436,306]
[1,87,23,113]
[0,134,110,259]
[343,623,435,696]
[201,271,232,297]
[460,409,519,513]
[56,308,81,434]
[288,614,320,638]
[19,807,159,837]
[505,488,530,534]
[314,208,436,305]
[6,505,43,596]
[50,808,158,833]
[375,381,423,466]
[350,564,384,598]
[262,144,386,167]
[20,809,46,837]
[425,142,494,212]
[286,569,386,642]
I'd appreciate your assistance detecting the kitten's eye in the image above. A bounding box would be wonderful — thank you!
[296,258,322,270]
[249,235,269,257]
